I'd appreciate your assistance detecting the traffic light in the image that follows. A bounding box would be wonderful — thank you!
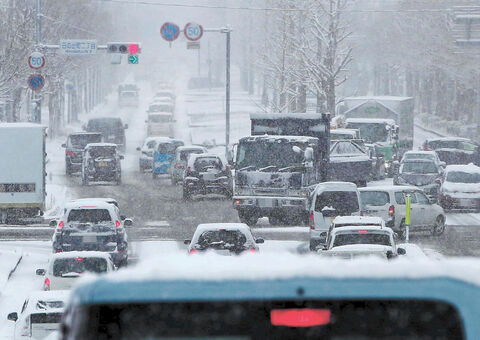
[128,54,139,64]
[107,43,141,54]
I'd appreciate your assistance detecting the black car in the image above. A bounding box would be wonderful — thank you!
[82,143,123,185]
[328,140,372,187]
[62,132,103,176]
[393,159,442,200]
[423,137,480,165]
[84,117,128,152]
[183,154,232,200]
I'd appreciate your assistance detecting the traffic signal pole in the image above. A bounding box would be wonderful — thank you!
[34,0,42,123]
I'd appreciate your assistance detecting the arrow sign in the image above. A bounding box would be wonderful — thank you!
[27,74,45,91]
[160,22,180,42]
[184,22,203,41]
[128,54,139,64]
[28,52,45,70]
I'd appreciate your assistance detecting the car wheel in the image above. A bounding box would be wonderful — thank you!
[432,215,446,236]
[238,210,258,227]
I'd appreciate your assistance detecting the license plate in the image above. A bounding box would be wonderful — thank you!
[202,173,216,181]
[98,162,108,167]
[460,199,473,207]
[83,235,97,243]
[258,199,273,208]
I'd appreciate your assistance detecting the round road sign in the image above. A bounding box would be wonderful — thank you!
[28,52,45,70]
[184,22,203,41]
[27,74,45,91]
[160,22,180,42]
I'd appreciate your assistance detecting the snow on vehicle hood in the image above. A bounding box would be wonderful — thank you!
[442,181,480,193]
[399,173,437,186]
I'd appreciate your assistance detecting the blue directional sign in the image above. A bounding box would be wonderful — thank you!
[160,22,180,42]
[27,74,45,91]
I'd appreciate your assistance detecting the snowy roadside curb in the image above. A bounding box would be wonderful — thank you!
[0,249,23,290]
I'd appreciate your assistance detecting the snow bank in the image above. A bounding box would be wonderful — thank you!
[0,249,22,291]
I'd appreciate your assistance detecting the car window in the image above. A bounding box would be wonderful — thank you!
[395,192,417,204]
[194,157,222,171]
[149,114,172,123]
[67,209,112,223]
[401,161,438,174]
[446,171,480,183]
[69,134,102,148]
[330,141,365,155]
[157,143,176,154]
[332,232,391,247]
[88,146,116,158]
[315,191,359,214]
[460,141,477,152]
[180,150,204,161]
[53,257,108,276]
[416,192,430,204]
[145,140,157,149]
[360,191,389,206]
[195,230,249,250]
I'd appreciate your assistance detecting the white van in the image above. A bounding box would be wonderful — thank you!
[308,182,362,251]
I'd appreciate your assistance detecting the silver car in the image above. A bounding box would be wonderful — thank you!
[170,146,207,185]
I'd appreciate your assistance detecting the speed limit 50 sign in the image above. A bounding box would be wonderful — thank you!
[184,22,203,41]
[28,52,45,70]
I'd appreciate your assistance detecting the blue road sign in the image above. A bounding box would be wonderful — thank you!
[27,74,45,91]
[160,22,180,42]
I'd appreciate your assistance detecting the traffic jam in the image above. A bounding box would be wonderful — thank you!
[2,1,480,339]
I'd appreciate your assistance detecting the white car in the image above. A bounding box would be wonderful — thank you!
[359,185,446,239]
[184,223,264,255]
[146,112,175,137]
[401,150,445,167]
[308,182,362,251]
[137,136,173,172]
[328,216,385,236]
[322,225,406,259]
[438,164,480,211]
[7,290,70,339]
[37,251,115,291]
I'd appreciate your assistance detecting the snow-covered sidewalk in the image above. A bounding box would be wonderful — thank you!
[0,249,22,292]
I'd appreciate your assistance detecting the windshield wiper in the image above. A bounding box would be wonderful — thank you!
[238,165,256,171]
[258,166,278,172]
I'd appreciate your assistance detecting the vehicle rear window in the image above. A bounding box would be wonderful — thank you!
[180,149,204,161]
[314,191,359,214]
[87,119,123,132]
[67,209,111,223]
[195,157,222,171]
[74,300,464,339]
[69,134,102,148]
[195,230,248,250]
[53,257,108,277]
[89,146,116,158]
[332,233,391,247]
[427,140,459,150]
[157,143,176,154]
[149,114,172,123]
[395,192,417,205]
[360,191,389,206]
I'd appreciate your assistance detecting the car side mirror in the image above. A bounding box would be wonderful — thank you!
[120,215,126,221]
[440,161,446,167]
[124,124,128,129]
[61,143,66,148]
[322,244,328,251]
[7,312,18,322]
[36,269,45,276]
[255,238,264,244]
[119,155,124,160]
[124,219,133,227]
[136,147,141,151]
[49,220,57,227]
[397,247,407,255]
[184,239,191,245]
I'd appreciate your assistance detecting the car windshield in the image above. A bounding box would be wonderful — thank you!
[333,232,391,247]
[149,114,172,123]
[87,119,123,132]
[401,161,437,174]
[180,149,204,161]
[195,230,249,250]
[67,209,111,223]
[360,191,389,207]
[88,146,116,158]
[345,122,388,143]
[194,157,222,171]
[236,141,305,170]
[69,134,102,148]
[446,171,480,183]
[53,257,108,276]
[36,300,65,310]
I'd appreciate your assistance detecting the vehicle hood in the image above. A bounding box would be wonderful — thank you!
[236,171,302,189]
[442,181,480,194]
[399,173,437,186]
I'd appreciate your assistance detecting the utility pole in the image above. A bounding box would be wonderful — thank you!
[34,0,42,124]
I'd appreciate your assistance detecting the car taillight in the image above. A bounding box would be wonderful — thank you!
[56,249,63,253]
[388,205,395,216]
[271,309,331,327]
[186,166,191,175]
[58,221,64,228]
[176,163,182,168]
[250,248,256,253]
[44,278,50,291]
[309,212,315,230]
[423,146,430,151]
[66,150,76,157]
[189,249,196,254]
[75,257,83,262]
[115,220,121,227]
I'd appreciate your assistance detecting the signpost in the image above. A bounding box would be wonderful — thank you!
[187,42,200,50]
[28,52,45,70]
[160,22,180,42]
[59,39,97,55]
[184,22,203,41]
[405,194,411,243]
[27,74,45,92]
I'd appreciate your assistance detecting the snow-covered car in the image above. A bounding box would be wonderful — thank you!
[36,252,115,291]
[183,153,232,200]
[184,223,264,255]
[81,143,123,185]
[308,182,362,251]
[136,136,173,172]
[422,137,480,166]
[146,112,175,137]
[328,140,372,187]
[322,225,406,259]
[154,90,175,101]
[7,290,69,340]
[50,199,131,266]
[438,164,480,211]
[84,117,128,152]
[328,216,385,236]
[62,132,102,176]
[170,145,207,185]
[393,159,443,199]
[359,185,446,239]
[400,150,445,168]
[118,90,139,107]
[366,143,386,180]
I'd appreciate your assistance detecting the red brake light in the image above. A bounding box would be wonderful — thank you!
[187,166,191,173]
[250,248,256,253]
[66,150,76,157]
[388,205,395,216]
[423,146,430,151]
[115,220,121,227]
[309,212,315,230]
[58,221,64,228]
[75,257,83,262]
[357,230,368,233]
[56,249,63,253]
[44,278,51,290]
[189,249,196,254]
[176,163,181,168]
[271,309,331,327]
[226,164,231,172]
